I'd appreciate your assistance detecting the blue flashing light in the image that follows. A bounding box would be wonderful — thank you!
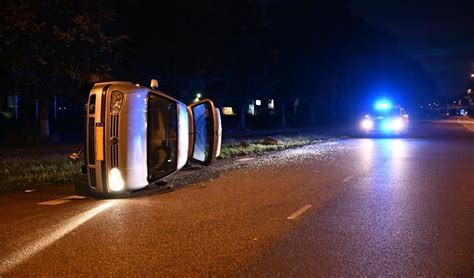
[375,100,392,110]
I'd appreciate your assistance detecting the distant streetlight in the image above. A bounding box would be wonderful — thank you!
[193,93,202,103]
[471,73,474,78]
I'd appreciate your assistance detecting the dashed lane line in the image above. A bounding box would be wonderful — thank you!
[287,205,312,220]
[38,195,87,206]
[62,195,87,200]
[38,199,71,206]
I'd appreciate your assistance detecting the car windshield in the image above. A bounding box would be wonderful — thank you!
[147,93,178,181]
[371,107,400,117]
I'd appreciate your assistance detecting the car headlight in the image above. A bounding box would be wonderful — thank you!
[361,118,373,130]
[108,168,125,192]
[393,118,404,130]
[110,91,124,115]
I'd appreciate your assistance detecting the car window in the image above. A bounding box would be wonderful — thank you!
[147,93,178,181]
[192,102,214,163]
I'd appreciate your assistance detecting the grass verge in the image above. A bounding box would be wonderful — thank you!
[218,134,337,159]
[0,156,82,193]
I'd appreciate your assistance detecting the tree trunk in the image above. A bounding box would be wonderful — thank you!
[39,98,50,138]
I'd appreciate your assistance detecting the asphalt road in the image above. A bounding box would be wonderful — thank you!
[0,119,473,276]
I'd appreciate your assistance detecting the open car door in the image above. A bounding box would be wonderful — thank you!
[188,99,222,165]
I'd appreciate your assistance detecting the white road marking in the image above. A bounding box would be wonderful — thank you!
[38,199,71,206]
[62,195,87,200]
[24,189,36,193]
[343,176,352,182]
[0,201,116,274]
[37,195,87,206]
[287,205,312,220]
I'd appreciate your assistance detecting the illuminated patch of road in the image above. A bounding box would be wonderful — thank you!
[287,205,312,220]
[457,119,474,132]
[0,201,116,274]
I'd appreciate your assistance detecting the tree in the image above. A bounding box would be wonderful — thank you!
[0,1,126,139]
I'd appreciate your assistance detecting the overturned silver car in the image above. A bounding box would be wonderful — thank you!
[80,81,221,197]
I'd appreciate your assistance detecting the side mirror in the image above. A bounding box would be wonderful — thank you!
[188,99,222,165]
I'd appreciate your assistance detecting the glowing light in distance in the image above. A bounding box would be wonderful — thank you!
[361,119,373,130]
[375,102,391,109]
[393,118,404,130]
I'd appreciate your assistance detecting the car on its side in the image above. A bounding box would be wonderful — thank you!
[78,80,221,197]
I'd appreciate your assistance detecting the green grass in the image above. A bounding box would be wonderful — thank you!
[218,134,335,159]
[0,156,82,193]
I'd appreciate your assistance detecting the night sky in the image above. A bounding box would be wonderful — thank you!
[118,0,474,102]
[352,0,474,100]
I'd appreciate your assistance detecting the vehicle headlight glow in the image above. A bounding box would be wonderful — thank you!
[110,91,124,115]
[108,168,125,192]
[393,118,404,130]
[361,118,374,130]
